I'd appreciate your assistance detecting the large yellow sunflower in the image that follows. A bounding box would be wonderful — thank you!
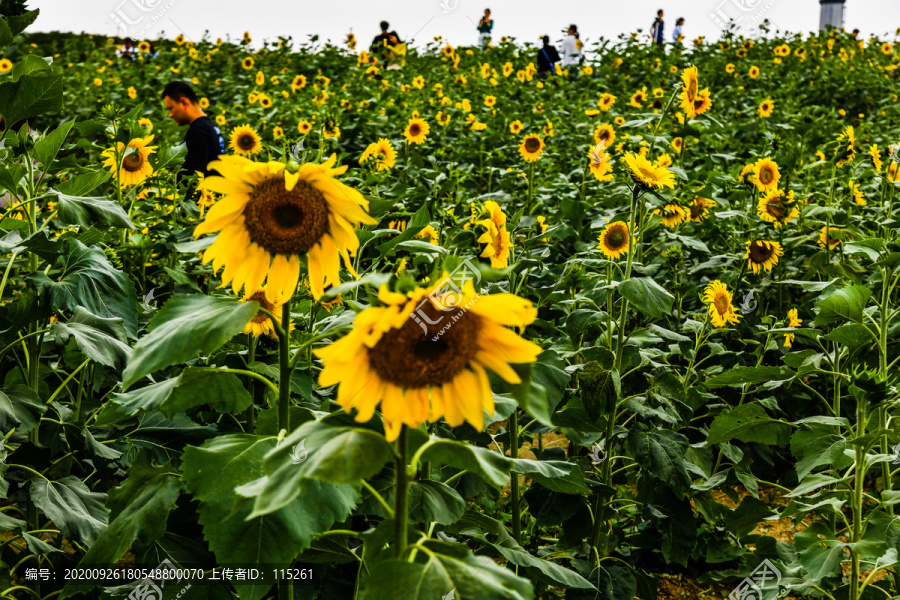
[360,138,397,171]
[588,143,613,181]
[654,204,689,228]
[593,124,616,147]
[101,135,157,187]
[314,280,541,441]
[702,280,741,328]
[597,221,630,259]
[757,189,799,227]
[229,124,263,156]
[194,154,377,302]
[745,239,783,274]
[753,157,781,191]
[519,134,544,162]
[623,152,675,190]
[404,118,430,145]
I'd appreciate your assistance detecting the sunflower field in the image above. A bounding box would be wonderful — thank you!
[1,2,900,598]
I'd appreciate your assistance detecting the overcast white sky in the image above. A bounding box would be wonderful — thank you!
[30,1,900,48]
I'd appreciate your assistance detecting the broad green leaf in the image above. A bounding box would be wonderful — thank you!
[0,385,45,434]
[122,294,259,389]
[9,54,50,81]
[790,424,850,480]
[111,367,251,419]
[627,426,692,499]
[0,70,63,124]
[29,476,108,547]
[33,118,74,166]
[509,458,589,494]
[49,307,131,369]
[814,285,872,326]
[182,434,358,600]
[706,365,794,388]
[56,170,111,197]
[359,555,533,600]
[794,523,845,582]
[420,438,512,488]
[52,191,134,229]
[60,451,182,599]
[0,10,39,47]
[488,542,596,590]
[408,480,465,525]
[823,323,876,353]
[618,276,675,319]
[707,403,791,446]
[81,427,123,460]
[29,239,139,338]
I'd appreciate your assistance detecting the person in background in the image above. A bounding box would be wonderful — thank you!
[117,37,136,60]
[477,9,493,47]
[672,18,685,44]
[536,35,560,79]
[851,29,860,39]
[650,9,664,47]
[160,81,225,183]
[371,21,401,52]
[561,24,582,67]
[371,20,405,68]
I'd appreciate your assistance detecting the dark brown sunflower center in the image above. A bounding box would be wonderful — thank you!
[597,130,610,141]
[122,151,144,172]
[689,80,698,98]
[714,294,729,315]
[765,199,785,218]
[758,168,774,184]
[238,134,256,151]
[606,226,627,250]
[748,241,773,263]
[409,124,422,136]
[243,175,330,255]
[653,100,664,109]
[524,137,541,153]
[368,301,480,388]
[247,290,275,323]
[690,204,702,220]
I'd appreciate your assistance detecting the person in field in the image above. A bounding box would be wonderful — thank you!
[561,24,582,67]
[477,9,493,46]
[536,35,561,79]
[371,21,406,68]
[672,17,685,44]
[650,9,664,46]
[160,81,225,181]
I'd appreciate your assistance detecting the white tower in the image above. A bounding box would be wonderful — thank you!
[819,0,846,31]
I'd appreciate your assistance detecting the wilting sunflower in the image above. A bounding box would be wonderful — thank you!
[314,279,541,441]
[784,308,802,348]
[597,221,630,259]
[240,288,285,338]
[623,152,675,190]
[519,134,544,162]
[758,99,774,118]
[654,204,689,228]
[702,280,741,327]
[229,125,263,156]
[598,93,616,111]
[745,239,783,274]
[593,124,616,147]
[757,189,799,227]
[818,225,841,249]
[101,135,157,187]
[587,143,613,181]
[753,157,781,191]
[404,118,430,145]
[689,196,715,221]
[360,138,397,171]
[194,154,376,302]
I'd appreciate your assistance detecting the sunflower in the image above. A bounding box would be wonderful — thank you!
[691,89,712,117]
[485,95,497,108]
[478,224,512,268]
[93,78,102,86]
[216,115,226,126]
[882,42,893,55]
[587,143,613,181]
[416,225,439,245]
[291,75,307,91]
[241,56,254,70]
[753,157,781,191]
[137,40,150,52]
[313,279,541,441]
[757,189,799,227]
[680,65,699,110]
[847,179,866,206]
[593,124,616,147]
[689,196,715,221]
[240,288,285,338]
[519,134,544,162]
[784,308,802,348]
[138,117,153,133]
[654,204,689,228]
[725,63,735,73]
[890,163,900,183]
[101,135,157,187]
[598,93,616,111]
[258,95,272,109]
[745,239,783,274]
[623,152,675,190]
[702,280,741,328]
[818,226,841,249]
[836,125,857,167]
[630,87,648,108]
[229,125,263,156]
[509,120,523,134]
[869,144,883,171]
[597,221,630,259]
[360,138,397,171]
[442,44,455,57]
[672,137,683,154]
[404,118,430,145]
[758,99,774,118]
[749,65,760,78]
[0,58,11,73]
[272,126,284,140]
[298,120,312,135]
[194,154,376,302]
[477,200,507,232]
[656,153,673,168]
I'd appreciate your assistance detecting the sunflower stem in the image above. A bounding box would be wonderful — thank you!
[394,425,409,559]
[277,300,292,434]
[509,409,522,544]
[246,335,257,432]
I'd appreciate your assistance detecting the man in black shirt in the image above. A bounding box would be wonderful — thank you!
[536,36,561,79]
[371,20,401,53]
[160,81,225,182]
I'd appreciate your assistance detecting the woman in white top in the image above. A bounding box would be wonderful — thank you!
[672,18,685,43]
[560,24,581,66]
